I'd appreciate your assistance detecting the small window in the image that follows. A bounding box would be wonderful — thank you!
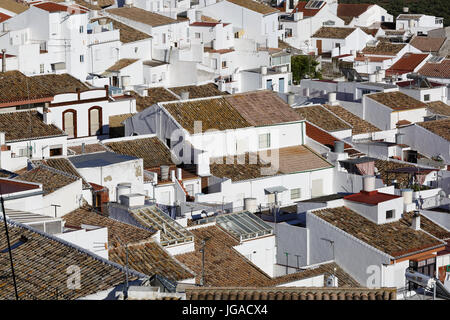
[134,47,138,53]
[222,60,227,69]
[80,55,84,63]
[290,188,301,200]
[79,25,84,33]
[258,133,271,149]
[50,147,62,157]
[386,209,395,220]
[40,64,44,74]
[234,32,239,39]
[195,32,201,39]
[424,94,430,102]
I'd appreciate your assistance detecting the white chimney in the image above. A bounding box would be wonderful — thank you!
[403,7,409,13]
[170,170,176,182]
[328,92,337,106]
[195,10,202,22]
[0,132,5,145]
[180,91,189,100]
[369,73,376,83]
[293,12,303,21]
[176,167,182,180]
[260,66,267,75]
[411,211,420,230]
[363,176,375,192]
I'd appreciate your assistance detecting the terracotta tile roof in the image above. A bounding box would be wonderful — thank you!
[109,113,135,128]
[105,58,139,72]
[337,4,372,24]
[203,47,235,54]
[225,90,303,126]
[32,158,91,189]
[294,105,351,132]
[62,207,155,248]
[410,37,446,52]
[226,0,279,15]
[374,159,415,188]
[175,225,271,286]
[0,71,54,105]
[418,59,450,79]
[417,118,450,141]
[168,83,225,99]
[0,111,65,142]
[397,14,424,20]
[305,122,352,149]
[0,217,142,300]
[105,136,175,169]
[33,73,90,95]
[163,97,251,134]
[323,104,380,134]
[200,15,220,23]
[344,190,401,205]
[0,0,29,14]
[91,17,150,43]
[107,7,180,27]
[0,178,39,195]
[402,211,450,240]
[109,241,194,281]
[386,53,429,76]
[68,143,109,155]
[14,166,78,196]
[312,206,444,258]
[128,89,177,112]
[186,286,397,300]
[362,41,407,56]
[426,101,450,116]
[360,27,378,37]
[209,145,332,181]
[0,11,11,22]
[312,27,356,39]
[34,2,87,13]
[292,1,323,17]
[367,91,427,111]
[52,0,102,10]
[176,225,358,287]
[354,56,392,62]
[190,22,230,27]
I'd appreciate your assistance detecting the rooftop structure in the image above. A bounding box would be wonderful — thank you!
[106,7,181,27]
[322,104,380,134]
[366,91,427,111]
[216,211,273,241]
[69,152,139,168]
[386,53,430,76]
[293,105,352,132]
[312,27,356,39]
[417,118,450,141]
[225,0,279,15]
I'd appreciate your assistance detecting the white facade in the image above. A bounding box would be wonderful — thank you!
[56,226,109,259]
[396,14,444,36]
[312,28,373,57]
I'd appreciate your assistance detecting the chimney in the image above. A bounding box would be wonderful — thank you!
[333,140,344,153]
[411,210,420,230]
[328,92,337,106]
[260,66,267,75]
[81,143,85,154]
[403,7,409,13]
[176,167,182,180]
[160,165,169,181]
[363,175,375,192]
[287,93,295,106]
[1,49,6,73]
[170,169,176,182]
[180,91,189,100]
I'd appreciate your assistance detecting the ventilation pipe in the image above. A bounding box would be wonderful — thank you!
[334,140,344,153]
[1,49,6,73]
[287,93,295,106]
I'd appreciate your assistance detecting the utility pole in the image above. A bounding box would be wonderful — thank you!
[199,237,210,286]
[284,252,289,275]
[1,195,18,300]
[295,254,301,270]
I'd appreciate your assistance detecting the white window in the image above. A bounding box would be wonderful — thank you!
[40,64,44,74]
[195,32,201,39]
[258,133,270,149]
[290,188,301,200]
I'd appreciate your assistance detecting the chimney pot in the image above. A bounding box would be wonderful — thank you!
[411,210,420,230]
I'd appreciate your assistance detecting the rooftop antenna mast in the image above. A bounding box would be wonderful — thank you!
[0,185,19,300]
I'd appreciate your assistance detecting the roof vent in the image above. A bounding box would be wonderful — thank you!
[411,210,420,230]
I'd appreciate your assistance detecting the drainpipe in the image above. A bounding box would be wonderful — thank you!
[1,49,6,72]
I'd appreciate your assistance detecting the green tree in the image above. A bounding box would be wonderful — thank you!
[291,55,322,84]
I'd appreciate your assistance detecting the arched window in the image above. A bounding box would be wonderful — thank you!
[88,106,102,136]
[62,109,77,138]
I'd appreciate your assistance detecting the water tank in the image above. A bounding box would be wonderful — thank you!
[160,165,169,181]
[180,91,189,100]
[116,183,132,203]
[334,140,344,153]
[401,189,413,204]
[363,175,375,192]
[244,198,257,213]
[328,92,337,105]
[287,93,295,106]
[405,269,434,288]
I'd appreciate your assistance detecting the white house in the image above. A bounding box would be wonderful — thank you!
[0,2,91,80]
[335,3,393,27]
[385,53,430,81]
[307,179,449,291]
[311,26,373,57]
[123,90,335,210]
[199,0,280,49]
[396,13,444,36]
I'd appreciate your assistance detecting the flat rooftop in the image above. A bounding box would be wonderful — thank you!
[69,152,139,168]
